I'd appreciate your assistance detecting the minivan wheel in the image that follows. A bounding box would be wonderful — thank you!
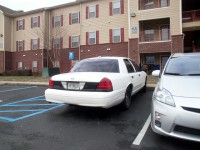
[121,87,132,110]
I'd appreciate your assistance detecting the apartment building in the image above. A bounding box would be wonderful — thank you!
[0,0,200,74]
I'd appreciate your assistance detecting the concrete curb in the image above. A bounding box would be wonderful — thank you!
[0,81,48,86]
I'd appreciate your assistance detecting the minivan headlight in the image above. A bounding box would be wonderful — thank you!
[154,88,175,107]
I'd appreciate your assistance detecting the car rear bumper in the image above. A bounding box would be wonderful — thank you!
[151,97,200,142]
[45,88,125,108]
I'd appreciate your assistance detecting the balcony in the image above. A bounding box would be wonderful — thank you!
[139,0,169,10]
[182,9,200,23]
[139,29,170,43]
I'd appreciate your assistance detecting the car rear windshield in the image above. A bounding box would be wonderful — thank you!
[164,56,200,76]
[71,59,120,73]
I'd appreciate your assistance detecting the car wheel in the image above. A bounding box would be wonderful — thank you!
[121,87,132,110]
[141,77,147,93]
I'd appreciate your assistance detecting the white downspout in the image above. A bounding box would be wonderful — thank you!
[79,3,82,61]
[128,0,131,58]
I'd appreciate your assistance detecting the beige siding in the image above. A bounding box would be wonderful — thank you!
[130,0,182,39]
[4,16,12,51]
[13,12,45,52]
[51,0,128,48]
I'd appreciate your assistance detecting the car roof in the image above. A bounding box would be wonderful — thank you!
[172,52,200,57]
[86,56,129,60]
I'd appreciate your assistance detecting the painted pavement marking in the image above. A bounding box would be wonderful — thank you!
[0,95,64,122]
[132,114,151,149]
[0,86,37,93]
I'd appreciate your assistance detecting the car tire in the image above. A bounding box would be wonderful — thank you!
[141,77,147,93]
[121,87,132,110]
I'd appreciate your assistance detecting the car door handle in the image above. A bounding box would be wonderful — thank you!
[131,76,134,78]
[139,74,141,76]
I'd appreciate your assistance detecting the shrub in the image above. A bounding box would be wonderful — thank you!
[2,69,32,76]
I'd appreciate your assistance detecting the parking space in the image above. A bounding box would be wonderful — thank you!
[0,85,199,150]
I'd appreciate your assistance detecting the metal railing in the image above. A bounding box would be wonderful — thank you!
[139,29,170,42]
[182,9,200,23]
[139,0,169,10]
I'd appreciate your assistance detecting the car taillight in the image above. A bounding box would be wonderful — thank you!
[97,78,113,92]
[49,78,54,87]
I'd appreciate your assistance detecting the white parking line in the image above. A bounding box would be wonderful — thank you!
[132,114,151,149]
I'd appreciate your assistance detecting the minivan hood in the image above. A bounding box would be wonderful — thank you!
[161,75,200,98]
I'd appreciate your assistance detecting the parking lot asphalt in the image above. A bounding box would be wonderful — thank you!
[0,85,199,150]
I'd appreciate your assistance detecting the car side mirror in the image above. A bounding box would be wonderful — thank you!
[152,70,160,77]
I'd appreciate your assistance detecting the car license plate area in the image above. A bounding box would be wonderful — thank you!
[67,82,85,90]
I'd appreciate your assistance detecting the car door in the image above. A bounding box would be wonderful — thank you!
[129,59,144,90]
[123,59,138,94]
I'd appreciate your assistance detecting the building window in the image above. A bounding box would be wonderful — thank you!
[89,31,96,45]
[18,61,23,70]
[32,39,38,50]
[72,12,79,24]
[113,1,121,15]
[32,61,38,72]
[18,20,24,30]
[32,16,38,28]
[54,16,61,27]
[161,25,169,41]
[72,36,79,48]
[89,5,96,18]
[144,0,154,9]
[18,41,24,51]
[145,56,155,64]
[54,38,60,49]
[144,27,154,41]
[161,0,168,7]
[113,29,121,43]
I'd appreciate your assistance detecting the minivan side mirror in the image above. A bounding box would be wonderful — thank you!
[152,70,160,77]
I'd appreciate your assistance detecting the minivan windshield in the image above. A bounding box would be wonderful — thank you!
[164,56,200,76]
[71,59,119,73]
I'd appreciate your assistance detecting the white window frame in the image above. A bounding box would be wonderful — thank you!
[32,61,38,72]
[144,27,155,41]
[32,16,38,28]
[113,29,121,43]
[72,36,79,48]
[72,12,79,24]
[89,31,96,45]
[32,39,38,50]
[144,0,154,9]
[161,0,168,7]
[18,61,23,70]
[161,25,169,41]
[54,16,61,27]
[89,5,96,18]
[18,41,23,51]
[54,38,60,49]
[18,20,23,30]
[112,1,121,15]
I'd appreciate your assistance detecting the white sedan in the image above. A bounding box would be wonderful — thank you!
[45,57,147,109]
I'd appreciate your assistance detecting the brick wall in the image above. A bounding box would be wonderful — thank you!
[5,52,12,71]
[129,39,140,64]
[80,42,128,60]
[11,50,43,72]
[171,35,184,53]
[139,41,172,53]
[0,51,4,73]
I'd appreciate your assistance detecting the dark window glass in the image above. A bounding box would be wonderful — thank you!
[130,59,140,72]
[124,59,135,73]
[71,59,119,73]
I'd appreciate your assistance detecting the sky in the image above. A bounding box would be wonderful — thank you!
[0,0,76,12]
